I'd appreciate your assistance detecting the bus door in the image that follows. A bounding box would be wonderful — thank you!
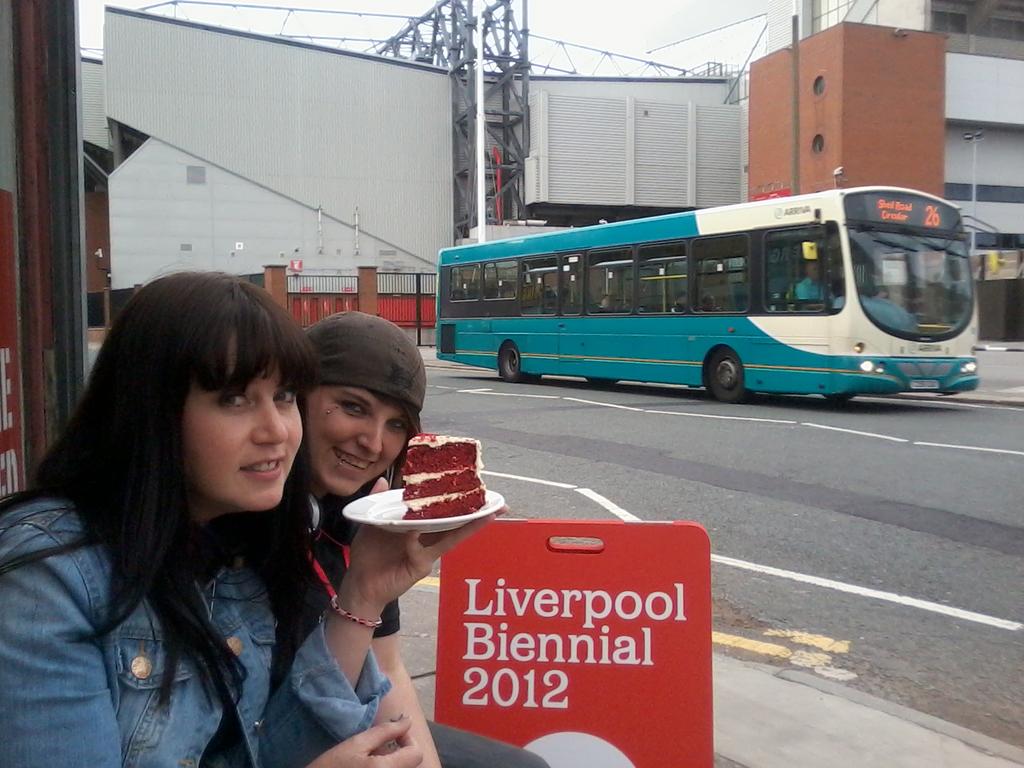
[560,248,636,380]
[556,253,584,375]
[519,256,561,373]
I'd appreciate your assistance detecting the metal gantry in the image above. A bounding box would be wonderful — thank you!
[377,0,530,240]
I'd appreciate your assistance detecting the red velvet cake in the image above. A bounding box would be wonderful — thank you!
[401,434,486,520]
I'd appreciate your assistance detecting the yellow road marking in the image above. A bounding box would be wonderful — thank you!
[763,629,850,653]
[416,576,441,589]
[711,631,792,659]
[790,650,834,668]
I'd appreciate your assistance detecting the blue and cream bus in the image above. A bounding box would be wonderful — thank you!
[435,187,979,403]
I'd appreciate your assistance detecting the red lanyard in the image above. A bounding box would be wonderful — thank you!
[310,528,350,601]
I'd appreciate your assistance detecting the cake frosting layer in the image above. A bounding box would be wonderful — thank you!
[401,434,486,519]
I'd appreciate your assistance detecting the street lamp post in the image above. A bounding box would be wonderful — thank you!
[962,129,984,253]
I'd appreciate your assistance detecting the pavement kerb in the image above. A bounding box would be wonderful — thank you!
[773,667,1024,765]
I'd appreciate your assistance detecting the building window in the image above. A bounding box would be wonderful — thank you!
[944,183,972,201]
[946,183,1024,203]
[811,0,854,33]
[813,75,826,96]
[186,165,206,185]
[978,185,1024,204]
[812,134,825,153]
[931,11,967,34]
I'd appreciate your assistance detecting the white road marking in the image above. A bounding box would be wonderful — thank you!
[711,554,1022,632]
[646,409,796,425]
[562,397,644,411]
[914,441,1024,458]
[859,396,1023,412]
[573,488,642,522]
[432,385,455,390]
[802,422,908,442]
[481,470,577,489]
[458,388,560,399]
[473,466,1023,632]
[1001,386,1024,394]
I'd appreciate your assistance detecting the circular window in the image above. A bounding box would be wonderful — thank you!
[813,75,825,95]
[812,134,825,153]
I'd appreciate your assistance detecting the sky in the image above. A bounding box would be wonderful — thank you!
[78,0,769,75]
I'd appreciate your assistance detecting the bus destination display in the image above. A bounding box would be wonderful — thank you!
[844,193,960,231]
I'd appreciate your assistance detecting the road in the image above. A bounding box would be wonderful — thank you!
[420,364,1024,749]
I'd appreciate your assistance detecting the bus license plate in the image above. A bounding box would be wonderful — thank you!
[910,380,940,390]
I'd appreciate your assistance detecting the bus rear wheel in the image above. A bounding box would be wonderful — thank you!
[708,348,747,403]
[498,342,528,383]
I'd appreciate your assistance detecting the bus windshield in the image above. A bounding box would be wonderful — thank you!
[848,228,972,341]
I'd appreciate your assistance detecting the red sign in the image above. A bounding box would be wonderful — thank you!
[751,187,791,201]
[0,190,24,495]
[289,259,303,272]
[436,519,713,768]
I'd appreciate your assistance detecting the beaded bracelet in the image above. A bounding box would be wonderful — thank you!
[329,594,383,629]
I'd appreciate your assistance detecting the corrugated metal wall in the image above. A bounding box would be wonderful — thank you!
[635,100,689,208]
[104,9,453,265]
[108,139,435,289]
[548,95,627,205]
[695,105,743,207]
[528,90,743,209]
[80,59,109,149]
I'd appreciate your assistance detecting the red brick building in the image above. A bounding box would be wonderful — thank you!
[749,22,946,198]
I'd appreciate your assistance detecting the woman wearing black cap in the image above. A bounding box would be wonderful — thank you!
[304,312,549,768]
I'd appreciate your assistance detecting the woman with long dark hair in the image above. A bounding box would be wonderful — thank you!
[0,272,487,767]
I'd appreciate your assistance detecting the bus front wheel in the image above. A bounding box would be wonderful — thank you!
[708,348,747,403]
[498,342,528,383]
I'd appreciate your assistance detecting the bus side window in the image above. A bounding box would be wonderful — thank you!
[638,241,687,313]
[694,236,748,312]
[764,227,827,313]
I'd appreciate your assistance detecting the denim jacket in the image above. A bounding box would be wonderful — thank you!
[0,498,392,768]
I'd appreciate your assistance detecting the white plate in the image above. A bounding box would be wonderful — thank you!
[342,488,504,533]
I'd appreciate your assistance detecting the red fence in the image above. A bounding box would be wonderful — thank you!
[286,271,436,340]
[377,295,436,327]
[289,294,360,327]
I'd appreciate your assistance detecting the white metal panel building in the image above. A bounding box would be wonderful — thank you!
[102,8,750,287]
[526,77,744,210]
[108,138,435,289]
[104,8,453,278]
[80,58,109,151]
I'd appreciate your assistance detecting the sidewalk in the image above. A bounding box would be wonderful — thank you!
[418,346,1024,407]
[400,583,1023,768]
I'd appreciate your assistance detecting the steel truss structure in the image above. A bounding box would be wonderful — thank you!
[377,1,528,239]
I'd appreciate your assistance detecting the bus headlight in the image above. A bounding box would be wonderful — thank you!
[961,361,977,374]
[859,360,875,372]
